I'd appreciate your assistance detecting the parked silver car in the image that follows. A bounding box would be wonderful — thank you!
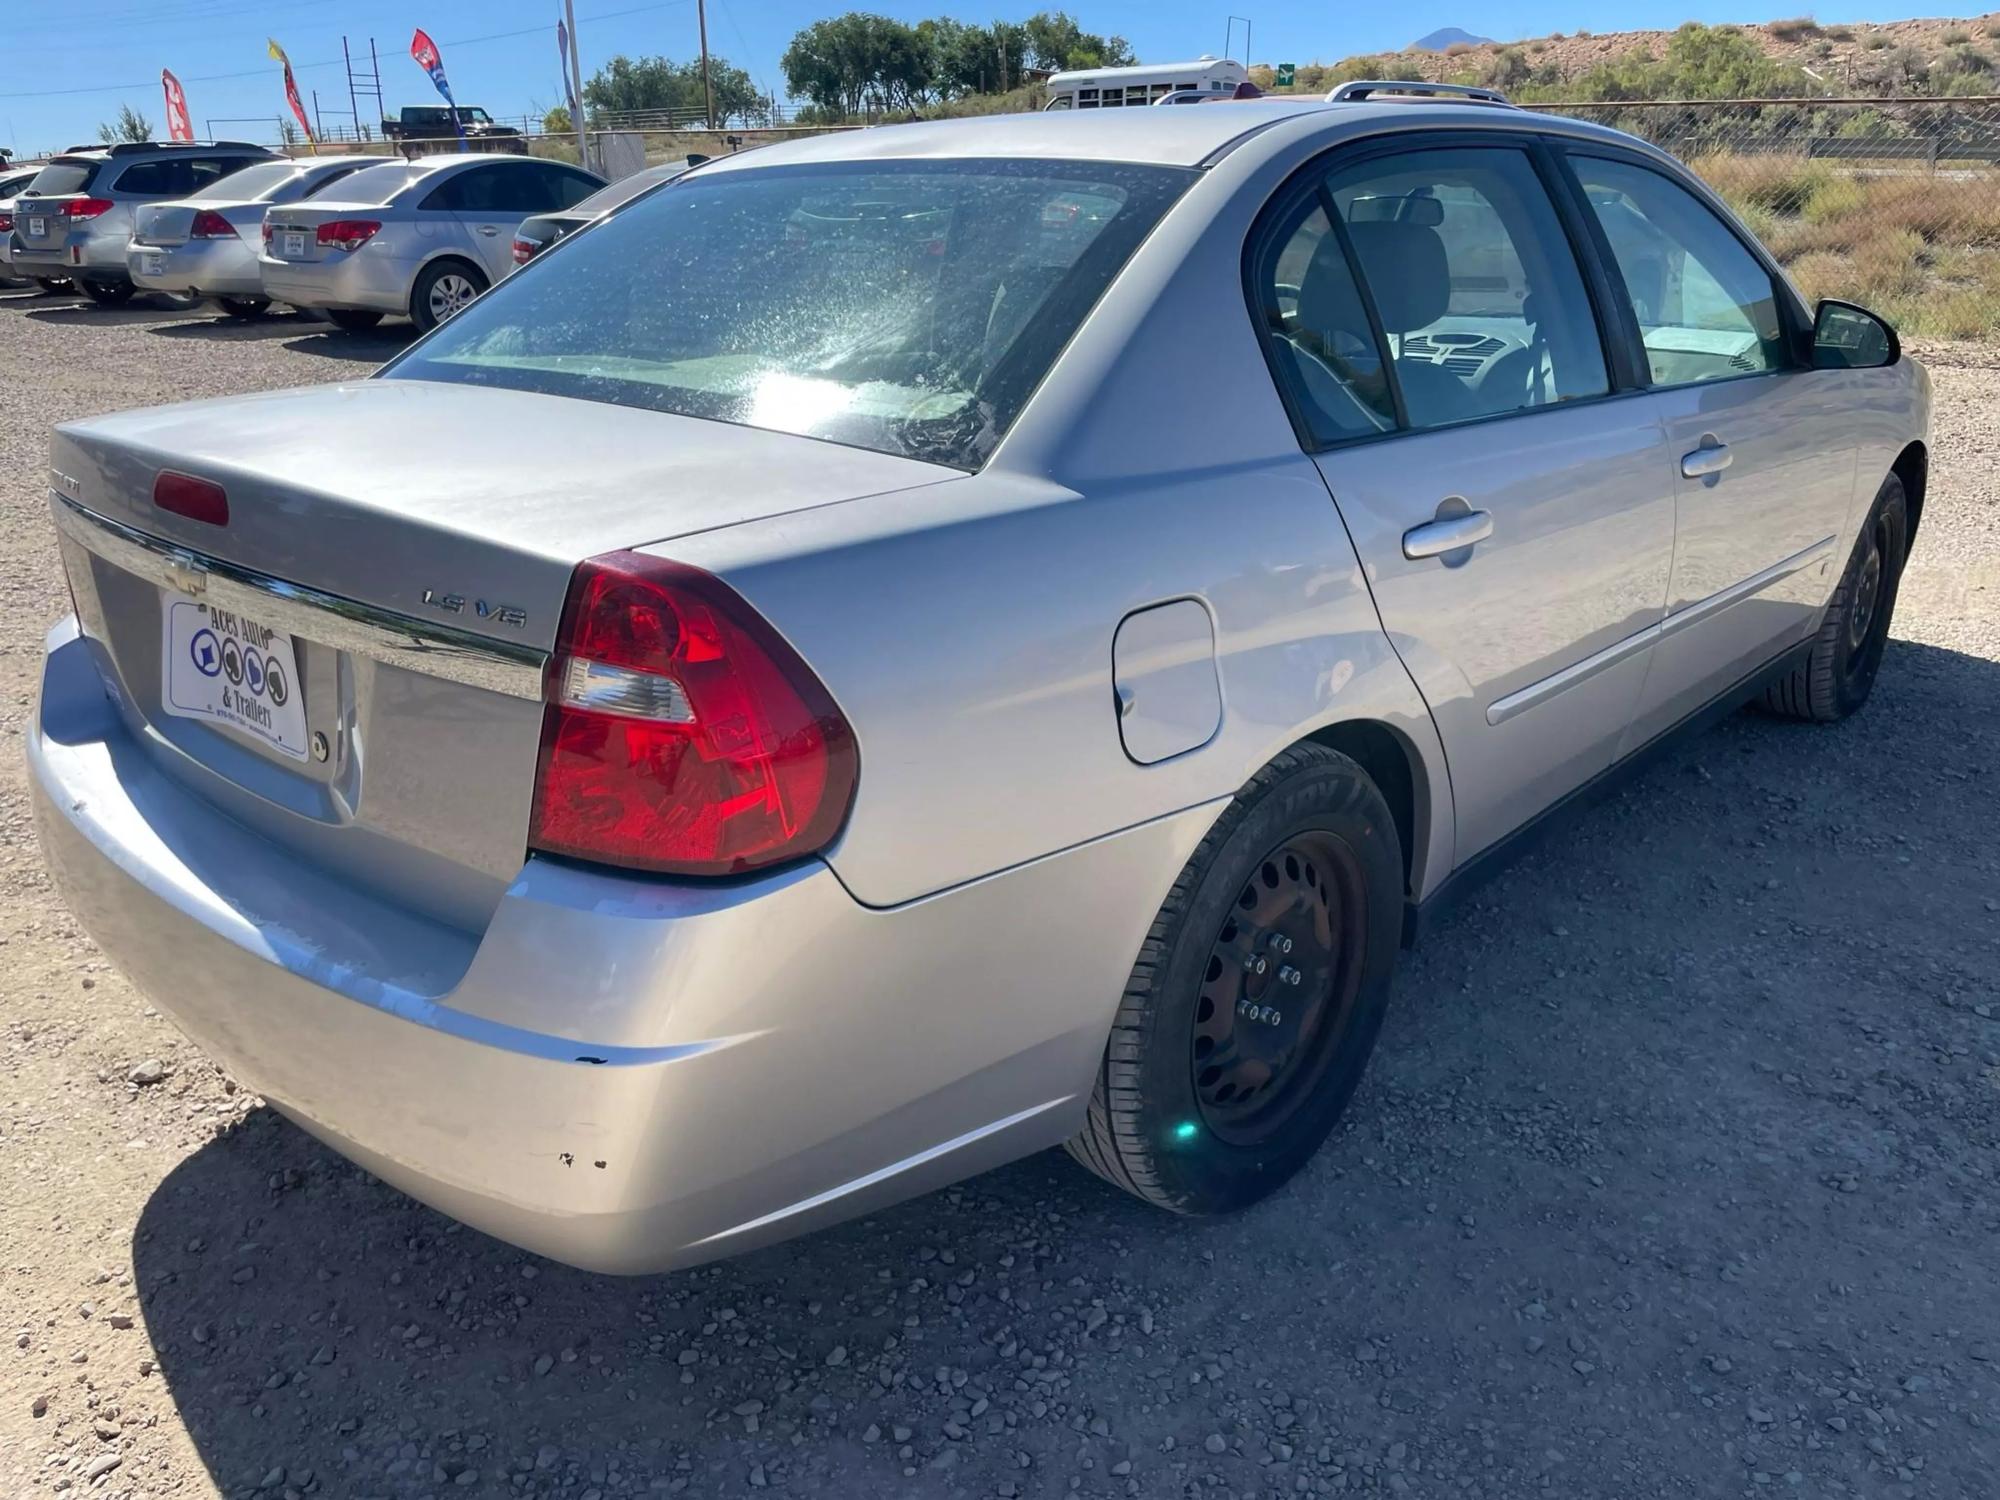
[508,159,688,273]
[126,155,398,317]
[0,166,45,285]
[7,140,277,303]
[31,95,1929,1273]
[259,154,603,332]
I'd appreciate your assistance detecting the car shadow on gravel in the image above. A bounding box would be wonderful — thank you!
[127,637,2000,1498]
[25,303,205,328]
[147,314,330,344]
[279,327,417,361]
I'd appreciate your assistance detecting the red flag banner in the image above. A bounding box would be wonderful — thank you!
[161,69,193,142]
[267,38,316,151]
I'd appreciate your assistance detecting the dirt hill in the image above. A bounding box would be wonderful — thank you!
[1259,13,2000,97]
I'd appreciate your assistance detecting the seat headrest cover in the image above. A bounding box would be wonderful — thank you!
[1344,220,1450,334]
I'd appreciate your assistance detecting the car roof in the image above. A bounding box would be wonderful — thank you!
[693,99,1643,174]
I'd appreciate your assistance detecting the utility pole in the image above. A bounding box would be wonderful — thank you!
[697,0,715,129]
[563,0,590,171]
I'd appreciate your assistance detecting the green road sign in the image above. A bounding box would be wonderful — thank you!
[1276,63,1296,87]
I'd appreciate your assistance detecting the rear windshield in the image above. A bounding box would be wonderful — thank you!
[571,162,684,217]
[23,160,98,197]
[186,161,297,203]
[318,162,430,204]
[384,159,1193,470]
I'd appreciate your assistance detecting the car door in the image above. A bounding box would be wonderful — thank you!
[443,164,580,279]
[1255,141,1676,863]
[1561,151,1861,749]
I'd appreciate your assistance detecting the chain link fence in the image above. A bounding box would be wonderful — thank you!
[1527,96,2000,340]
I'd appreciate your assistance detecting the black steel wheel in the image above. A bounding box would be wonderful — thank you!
[215,296,270,320]
[80,279,136,306]
[1190,829,1370,1146]
[1763,471,1908,722]
[1067,742,1403,1216]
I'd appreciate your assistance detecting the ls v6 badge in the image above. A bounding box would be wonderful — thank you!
[422,589,528,628]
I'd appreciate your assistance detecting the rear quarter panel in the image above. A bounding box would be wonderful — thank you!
[657,143,1453,909]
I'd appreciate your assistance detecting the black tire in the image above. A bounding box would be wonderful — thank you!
[215,296,270,320]
[80,279,136,306]
[1066,742,1404,1215]
[33,277,72,294]
[1763,471,1909,722]
[409,259,487,334]
[325,309,385,332]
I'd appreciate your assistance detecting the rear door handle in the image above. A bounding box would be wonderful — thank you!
[1681,442,1732,478]
[1402,510,1494,560]
[478,225,499,236]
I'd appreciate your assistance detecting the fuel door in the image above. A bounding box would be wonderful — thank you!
[1112,599,1221,765]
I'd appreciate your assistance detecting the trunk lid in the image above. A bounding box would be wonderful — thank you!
[51,380,954,929]
[133,199,258,246]
[263,200,399,264]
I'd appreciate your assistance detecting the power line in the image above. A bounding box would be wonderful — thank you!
[0,0,688,101]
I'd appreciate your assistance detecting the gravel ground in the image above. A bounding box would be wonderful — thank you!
[1,288,1996,1500]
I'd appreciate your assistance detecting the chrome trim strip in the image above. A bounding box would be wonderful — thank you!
[1659,536,1836,639]
[1485,535,1839,728]
[1487,620,1660,727]
[51,494,548,701]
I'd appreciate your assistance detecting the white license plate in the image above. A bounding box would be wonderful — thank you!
[160,596,309,761]
[141,253,164,276]
[284,231,306,258]
[28,216,46,237]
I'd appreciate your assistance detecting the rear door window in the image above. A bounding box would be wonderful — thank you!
[1326,148,1609,433]
[111,158,195,196]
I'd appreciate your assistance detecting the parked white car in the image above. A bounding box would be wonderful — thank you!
[127,156,397,317]
[258,154,602,332]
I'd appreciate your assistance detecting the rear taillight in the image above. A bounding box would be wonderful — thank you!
[316,219,380,252]
[153,471,229,527]
[529,552,857,877]
[261,220,273,246]
[66,197,114,220]
[511,236,538,265]
[0,213,12,235]
[189,210,237,239]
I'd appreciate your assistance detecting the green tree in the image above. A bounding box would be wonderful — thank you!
[583,53,766,125]
[543,104,573,134]
[96,104,155,144]
[1020,11,1133,72]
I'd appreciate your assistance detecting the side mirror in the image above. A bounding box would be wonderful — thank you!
[1812,299,1898,370]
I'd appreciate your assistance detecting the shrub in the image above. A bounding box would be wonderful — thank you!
[1942,28,1971,45]
[1689,152,1828,214]
[1767,17,1821,41]
[1861,34,1890,50]
[1822,25,1854,41]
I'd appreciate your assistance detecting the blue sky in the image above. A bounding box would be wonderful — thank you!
[3,0,1962,157]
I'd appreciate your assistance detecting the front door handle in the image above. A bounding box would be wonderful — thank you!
[1681,442,1732,478]
[1402,509,1494,560]
[478,225,500,236]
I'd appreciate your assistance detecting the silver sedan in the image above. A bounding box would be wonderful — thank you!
[32,97,1929,1273]
[258,154,602,332]
[126,155,398,315]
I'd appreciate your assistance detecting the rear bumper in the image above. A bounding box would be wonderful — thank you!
[128,238,262,298]
[260,247,414,314]
[31,619,1213,1272]
[14,228,129,282]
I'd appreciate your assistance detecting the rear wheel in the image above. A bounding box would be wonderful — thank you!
[80,280,136,306]
[410,259,487,334]
[325,308,385,332]
[1066,743,1403,1215]
[215,296,270,320]
[1762,471,1909,722]
[32,277,71,294]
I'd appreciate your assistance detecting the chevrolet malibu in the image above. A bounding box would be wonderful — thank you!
[31,95,1928,1273]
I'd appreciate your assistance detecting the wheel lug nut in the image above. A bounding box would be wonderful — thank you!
[1279,965,1302,987]
[1243,954,1268,976]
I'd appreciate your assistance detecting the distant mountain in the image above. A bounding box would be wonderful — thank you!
[1409,27,1494,51]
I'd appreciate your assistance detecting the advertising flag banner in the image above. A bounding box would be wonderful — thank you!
[557,19,580,121]
[410,29,467,149]
[161,69,193,142]
[267,38,317,151]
